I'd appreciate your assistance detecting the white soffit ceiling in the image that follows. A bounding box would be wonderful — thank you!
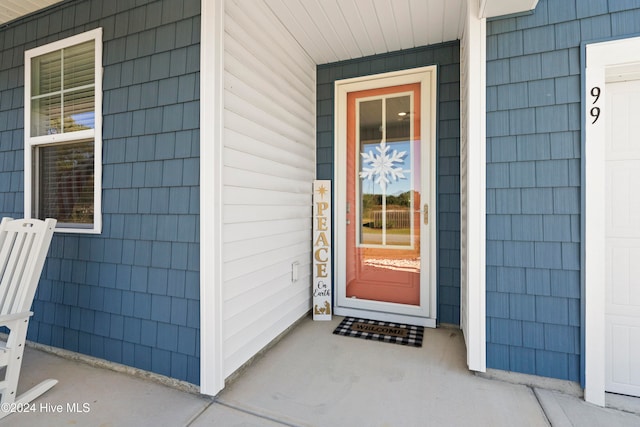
[2,0,540,64]
[263,0,466,65]
[0,0,62,26]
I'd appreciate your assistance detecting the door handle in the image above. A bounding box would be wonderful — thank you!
[423,204,428,225]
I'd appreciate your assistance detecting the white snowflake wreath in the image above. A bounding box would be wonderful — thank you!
[360,140,407,192]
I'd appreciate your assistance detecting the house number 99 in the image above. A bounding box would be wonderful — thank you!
[590,86,601,124]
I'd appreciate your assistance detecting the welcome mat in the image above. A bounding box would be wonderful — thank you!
[333,317,424,347]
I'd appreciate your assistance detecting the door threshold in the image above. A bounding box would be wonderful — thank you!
[334,307,436,328]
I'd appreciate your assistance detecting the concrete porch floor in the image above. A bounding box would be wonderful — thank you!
[2,316,640,426]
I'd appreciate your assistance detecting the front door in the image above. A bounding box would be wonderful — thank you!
[335,68,437,326]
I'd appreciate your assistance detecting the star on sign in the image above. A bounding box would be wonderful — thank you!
[317,184,328,199]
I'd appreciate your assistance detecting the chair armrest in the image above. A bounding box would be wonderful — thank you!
[0,311,33,325]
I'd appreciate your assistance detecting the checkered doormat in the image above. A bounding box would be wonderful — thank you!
[333,317,424,347]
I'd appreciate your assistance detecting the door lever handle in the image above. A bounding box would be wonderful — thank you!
[424,204,428,225]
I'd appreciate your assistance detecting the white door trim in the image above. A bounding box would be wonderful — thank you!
[333,67,437,326]
[199,0,225,396]
[584,35,640,406]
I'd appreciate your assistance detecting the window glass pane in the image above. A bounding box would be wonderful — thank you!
[31,50,61,96]
[63,41,94,90]
[64,87,95,132]
[31,40,95,137]
[31,95,62,136]
[35,141,94,225]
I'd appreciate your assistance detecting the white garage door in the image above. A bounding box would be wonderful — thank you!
[605,79,640,397]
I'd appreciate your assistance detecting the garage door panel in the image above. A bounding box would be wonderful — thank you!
[607,242,640,310]
[607,317,640,396]
[606,167,640,237]
[605,80,640,397]
[607,81,640,160]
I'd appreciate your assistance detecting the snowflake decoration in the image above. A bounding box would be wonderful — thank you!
[360,141,407,192]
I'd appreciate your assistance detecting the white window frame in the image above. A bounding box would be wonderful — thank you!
[24,28,103,234]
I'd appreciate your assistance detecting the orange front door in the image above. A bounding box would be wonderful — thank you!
[346,83,422,306]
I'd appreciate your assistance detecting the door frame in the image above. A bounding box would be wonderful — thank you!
[333,66,438,327]
[584,36,640,406]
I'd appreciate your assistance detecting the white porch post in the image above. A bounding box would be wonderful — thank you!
[200,0,225,395]
[461,0,487,373]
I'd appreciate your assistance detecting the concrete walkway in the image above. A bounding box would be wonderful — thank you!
[2,316,639,426]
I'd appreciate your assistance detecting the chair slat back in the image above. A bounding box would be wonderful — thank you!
[0,218,56,315]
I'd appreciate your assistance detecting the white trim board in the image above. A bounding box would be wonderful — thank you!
[199,0,225,396]
[460,0,487,373]
[584,35,640,406]
[479,0,538,18]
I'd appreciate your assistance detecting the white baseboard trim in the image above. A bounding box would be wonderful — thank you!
[20,337,200,395]
[478,368,583,397]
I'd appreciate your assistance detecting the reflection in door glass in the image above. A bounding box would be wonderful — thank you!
[358,94,414,248]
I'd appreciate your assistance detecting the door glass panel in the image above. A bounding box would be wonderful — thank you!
[359,99,383,245]
[346,84,422,306]
[384,95,412,247]
[358,95,414,248]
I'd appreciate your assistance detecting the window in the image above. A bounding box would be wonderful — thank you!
[24,28,102,233]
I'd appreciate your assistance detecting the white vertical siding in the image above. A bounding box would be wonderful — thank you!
[222,0,316,376]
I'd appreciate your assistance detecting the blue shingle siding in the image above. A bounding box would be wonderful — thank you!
[486,0,640,382]
[316,43,461,324]
[0,0,200,384]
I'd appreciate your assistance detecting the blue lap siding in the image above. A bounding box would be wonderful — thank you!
[316,42,461,325]
[0,0,200,384]
[486,0,640,382]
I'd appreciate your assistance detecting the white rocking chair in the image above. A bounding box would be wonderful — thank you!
[0,217,57,418]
